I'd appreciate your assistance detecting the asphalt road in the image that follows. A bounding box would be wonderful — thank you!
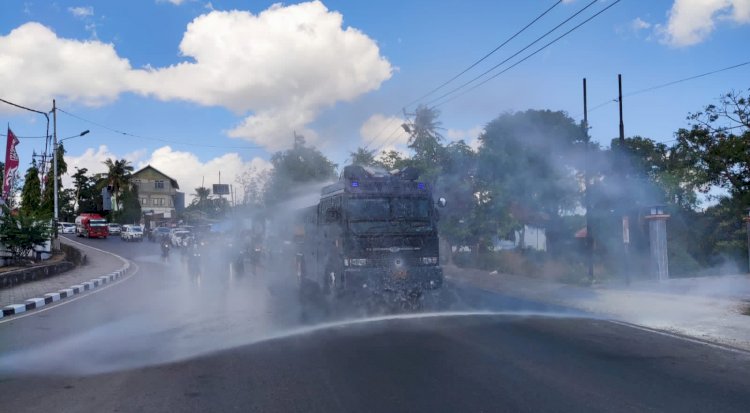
[1,235,749,412]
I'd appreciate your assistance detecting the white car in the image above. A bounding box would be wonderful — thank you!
[121,225,144,242]
[170,230,191,247]
[108,223,122,235]
[57,222,76,234]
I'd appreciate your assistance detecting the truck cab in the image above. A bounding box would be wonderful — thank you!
[75,213,109,239]
[298,165,444,304]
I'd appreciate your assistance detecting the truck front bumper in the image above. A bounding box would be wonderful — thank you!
[342,265,443,293]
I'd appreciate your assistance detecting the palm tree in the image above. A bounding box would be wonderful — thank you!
[191,187,211,211]
[102,158,134,211]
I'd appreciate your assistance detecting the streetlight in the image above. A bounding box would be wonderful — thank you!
[53,129,89,237]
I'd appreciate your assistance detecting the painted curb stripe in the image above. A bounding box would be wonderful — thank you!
[3,304,26,316]
[44,293,61,303]
[1,256,131,318]
[25,298,45,310]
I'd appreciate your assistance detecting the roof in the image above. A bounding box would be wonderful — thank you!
[132,165,179,189]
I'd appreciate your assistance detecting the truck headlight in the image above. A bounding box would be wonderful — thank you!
[421,256,438,265]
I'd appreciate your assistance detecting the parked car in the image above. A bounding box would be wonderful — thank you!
[121,225,144,242]
[170,230,191,247]
[108,223,122,235]
[57,222,76,234]
[149,226,172,242]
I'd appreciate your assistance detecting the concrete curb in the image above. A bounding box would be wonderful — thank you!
[1,239,131,319]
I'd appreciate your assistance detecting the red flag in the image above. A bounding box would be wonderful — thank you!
[3,127,20,200]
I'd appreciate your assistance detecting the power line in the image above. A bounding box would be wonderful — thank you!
[0,96,52,177]
[425,0,600,107]
[374,120,409,154]
[362,110,404,150]
[364,1,593,154]
[404,0,563,109]
[576,59,750,118]
[626,60,750,98]
[56,107,264,150]
[433,0,622,109]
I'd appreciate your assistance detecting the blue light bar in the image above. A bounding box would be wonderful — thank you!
[351,181,359,187]
[417,182,425,189]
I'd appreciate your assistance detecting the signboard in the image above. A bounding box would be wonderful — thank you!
[213,184,230,195]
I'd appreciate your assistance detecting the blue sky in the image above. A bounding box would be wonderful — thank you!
[1,0,749,198]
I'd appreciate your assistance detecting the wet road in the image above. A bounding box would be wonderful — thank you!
[1,235,749,412]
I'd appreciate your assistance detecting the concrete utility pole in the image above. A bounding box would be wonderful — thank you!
[583,78,594,284]
[618,74,631,285]
[52,99,59,242]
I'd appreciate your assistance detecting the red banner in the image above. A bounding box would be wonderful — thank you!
[3,127,20,200]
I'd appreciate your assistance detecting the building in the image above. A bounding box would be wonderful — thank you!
[131,165,184,219]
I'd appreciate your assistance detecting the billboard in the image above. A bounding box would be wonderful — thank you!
[212,184,230,195]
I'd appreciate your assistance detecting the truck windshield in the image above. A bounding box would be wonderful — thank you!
[347,197,433,234]
[90,220,107,227]
[347,197,431,221]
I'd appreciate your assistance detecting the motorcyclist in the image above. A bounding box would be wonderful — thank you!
[160,235,171,260]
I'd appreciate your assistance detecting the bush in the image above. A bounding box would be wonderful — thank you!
[0,211,51,263]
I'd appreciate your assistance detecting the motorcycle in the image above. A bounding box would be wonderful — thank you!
[160,238,171,262]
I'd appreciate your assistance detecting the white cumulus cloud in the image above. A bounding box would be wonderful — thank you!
[0,23,135,110]
[130,3,392,150]
[137,146,271,202]
[631,17,652,31]
[68,6,94,18]
[1,1,393,151]
[659,0,750,46]
[359,114,410,153]
[157,0,188,5]
[64,145,271,203]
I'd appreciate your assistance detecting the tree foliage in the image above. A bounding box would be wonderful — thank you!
[264,133,337,205]
[40,144,68,218]
[20,161,42,217]
[0,210,51,262]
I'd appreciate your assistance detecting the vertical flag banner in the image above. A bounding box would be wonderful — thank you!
[3,127,20,200]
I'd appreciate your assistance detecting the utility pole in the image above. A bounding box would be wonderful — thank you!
[618,74,630,285]
[52,99,59,242]
[583,78,594,284]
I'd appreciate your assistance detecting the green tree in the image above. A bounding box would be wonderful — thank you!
[0,209,51,262]
[376,149,409,170]
[675,89,750,268]
[20,160,42,216]
[112,184,142,224]
[191,186,211,211]
[676,89,750,197]
[102,158,134,211]
[71,167,101,214]
[435,140,479,249]
[402,105,445,181]
[475,109,585,243]
[236,167,270,207]
[40,143,68,217]
[264,133,337,204]
[350,147,377,166]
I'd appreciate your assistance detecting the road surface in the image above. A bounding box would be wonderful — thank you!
[1,235,748,412]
